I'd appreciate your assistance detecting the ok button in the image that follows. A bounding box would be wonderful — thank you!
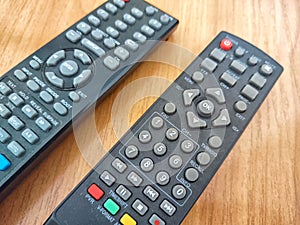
[59,60,79,77]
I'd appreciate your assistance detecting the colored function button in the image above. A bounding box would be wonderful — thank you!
[149,214,165,225]
[88,184,104,201]
[120,213,137,225]
[104,198,120,215]
[0,154,11,171]
[220,38,233,51]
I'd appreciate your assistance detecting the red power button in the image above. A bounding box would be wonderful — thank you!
[220,38,233,51]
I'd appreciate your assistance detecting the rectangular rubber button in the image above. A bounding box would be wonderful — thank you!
[104,198,120,215]
[0,154,11,171]
[200,58,218,73]
[7,141,26,157]
[120,213,137,225]
[87,184,104,201]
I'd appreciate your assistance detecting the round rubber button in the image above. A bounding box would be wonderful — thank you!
[197,152,211,166]
[192,71,204,83]
[164,102,176,115]
[151,116,164,129]
[185,168,199,182]
[153,142,167,156]
[234,100,247,113]
[139,130,152,144]
[169,155,183,169]
[198,100,214,117]
[59,60,79,77]
[220,38,233,51]
[166,128,179,141]
[181,140,195,153]
[172,185,187,200]
[125,145,139,159]
[156,171,170,186]
[208,136,223,149]
[248,56,259,66]
[140,158,154,172]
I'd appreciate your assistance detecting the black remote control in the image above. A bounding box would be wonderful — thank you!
[0,0,178,200]
[44,31,283,225]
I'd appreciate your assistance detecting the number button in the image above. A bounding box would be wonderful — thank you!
[156,171,170,186]
[125,145,139,159]
[153,142,167,156]
[172,184,187,200]
[169,155,183,169]
[140,158,154,172]
[181,140,195,153]
[166,128,179,141]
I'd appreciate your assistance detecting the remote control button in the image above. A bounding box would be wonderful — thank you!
[115,19,128,32]
[105,2,118,14]
[8,116,24,131]
[192,71,204,83]
[40,91,54,104]
[149,19,162,30]
[116,185,132,201]
[14,70,28,81]
[143,186,159,202]
[66,30,81,43]
[76,22,92,35]
[197,100,214,117]
[45,72,64,89]
[27,80,40,92]
[73,70,92,88]
[88,184,104,201]
[97,9,109,20]
[0,127,11,143]
[103,56,120,70]
[0,104,12,118]
[260,64,273,76]
[106,26,119,38]
[212,109,231,127]
[186,111,207,129]
[104,198,120,215]
[0,82,12,96]
[0,154,11,171]
[185,167,199,182]
[22,128,39,144]
[208,135,223,149]
[160,14,170,24]
[29,60,40,70]
[91,29,103,41]
[249,72,267,89]
[145,6,156,15]
[69,91,80,102]
[81,38,106,57]
[181,139,195,153]
[183,89,200,106]
[200,58,218,73]
[47,50,66,67]
[248,55,259,66]
[169,155,183,169]
[127,171,143,187]
[166,128,179,141]
[114,47,130,61]
[112,158,127,173]
[139,130,152,143]
[120,213,137,225]
[230,60,247,75]
[22,105,38,119]
[9,93,24,107]
[8,141,25,157]
[234,47,245,57]
[164,102,176,115]
[149,214,165,225]
[153,142,167,156]
[210,48,226,62]
[220,38,233,51]
[59,60,79,77]
[160,199,176,216]
[234,100,247,113]
[140,158,154,172]
[156,171,170,186]
[141,25,155,37]
[151,116,164,129]
[132,199,148,216]
[220,72,237,87]
[206,88,225,104]
[123,13,136,25]
[133,32,147,43]
[241,84,259,101]
[74,49,92,65]
[100,171,116,187]
[131,7,143,19]
[53,103,68,116]
[172,184,187,200]
[197,152,211,166]
[35,117,52,132]
[125,39,139,51]
[113,0,125,8]
[88,15,100,27]
[125,145,139,159]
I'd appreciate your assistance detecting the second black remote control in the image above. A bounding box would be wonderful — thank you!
[0,0,178,201]
[45,31,283,225]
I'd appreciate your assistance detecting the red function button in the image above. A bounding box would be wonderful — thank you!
[124,0,130,2]
[220,38,233,51]
[88,184,105,201]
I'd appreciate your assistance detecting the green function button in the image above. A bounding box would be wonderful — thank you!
[104,198,120,215]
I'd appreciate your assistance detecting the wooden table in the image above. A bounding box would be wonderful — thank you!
[0,0,299,224]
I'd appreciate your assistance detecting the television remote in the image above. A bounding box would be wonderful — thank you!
[0,0,178,200]
[44,31,283,225]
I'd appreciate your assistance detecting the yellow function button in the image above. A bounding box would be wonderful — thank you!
[120,213,137,225]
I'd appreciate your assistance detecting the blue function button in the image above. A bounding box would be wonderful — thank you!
[0,154,11,171]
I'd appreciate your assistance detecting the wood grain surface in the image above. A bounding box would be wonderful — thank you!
[0,0,299,224]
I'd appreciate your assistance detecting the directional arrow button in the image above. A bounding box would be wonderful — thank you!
[206,88,226,104]
[183,89,200,106]
[100,171,116,187]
